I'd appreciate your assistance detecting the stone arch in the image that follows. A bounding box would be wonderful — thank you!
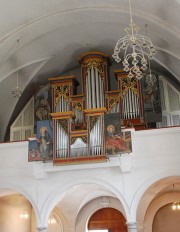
[143,192,180,232]
[40,177,131,227]
[0,182,40,221]
[75,196,128,232]
[130,170,180,230]
[0,182,43,230]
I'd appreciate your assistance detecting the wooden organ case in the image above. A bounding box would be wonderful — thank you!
[49,52,109,164]
[49,52,145,165]
[114,70,145,127]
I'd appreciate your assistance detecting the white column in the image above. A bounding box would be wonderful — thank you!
[37,227,47,232]
[127,222,138,232]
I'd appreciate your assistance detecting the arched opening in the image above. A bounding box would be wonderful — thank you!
[153,203,180,232]
[47,208,63,232]
[88,207,127,232]
[136,176,180,232]
[0,193,35,232]
[0,189,64,232]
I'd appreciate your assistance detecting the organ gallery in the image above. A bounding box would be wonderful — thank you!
[28,51,161,164]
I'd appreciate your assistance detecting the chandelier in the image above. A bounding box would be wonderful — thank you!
[20,210,29,219]
[112,0,156,79]
[12,39,22,98]
[172,184,180,210]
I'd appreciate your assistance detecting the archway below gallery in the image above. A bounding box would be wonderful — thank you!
[0,194,34,232]
[88,207,127,232]
[152,203,180,232]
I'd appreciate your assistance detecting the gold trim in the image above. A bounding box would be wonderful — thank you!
[48,75,76,81]
[51,111,74,119]
[70,94,85,98]
[72,101,83,112]
[89,115,100,131]
[53,155,107,166]
[106,90,120,94]
[83,107,107,115]
[54,84,70,106]
[71,136,87,145]
[82,58,104,78]
[78,51,109,61]
[108,97,119,109]
[121,77,139,96]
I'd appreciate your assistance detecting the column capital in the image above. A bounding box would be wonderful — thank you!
[126,222,138,232]
[37,227,48,232]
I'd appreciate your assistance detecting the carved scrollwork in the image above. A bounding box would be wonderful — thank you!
[58,119,68,133]
[108,97,119,110]
[71,136,87,145]
[54,84,70,106]
[122,77,139,97]
[72,101,83,112]
[89,115,100,131]
[82,58,104,78]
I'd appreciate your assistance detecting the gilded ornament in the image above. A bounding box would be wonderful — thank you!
[58,119,68,133]
[71,136,87,145]
[54,84,70,106]
[89,115,100,131]
[122,77,139,97]
[73,101,83,112]
[108,97,119,109]
[82,58,104,78]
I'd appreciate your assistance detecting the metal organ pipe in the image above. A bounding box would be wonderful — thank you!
[56,124,68,158]
[90,117,102,156]
[122,89,140,120]
[91,67,96,108]
[87,70,91,109]
[110,102,120,114]
[85,67,105,109]
[71,138,87,157]
[55,96,69,113]
[86,78,89,109]
[95,68,100,108]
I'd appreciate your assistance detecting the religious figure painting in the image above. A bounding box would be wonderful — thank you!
[34,83,52,122]
[28,120,53,161]
[104,113,132,155]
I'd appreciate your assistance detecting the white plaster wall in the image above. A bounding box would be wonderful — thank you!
[0,127,180,231]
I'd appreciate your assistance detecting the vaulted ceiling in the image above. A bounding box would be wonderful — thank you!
[0,0,179,142]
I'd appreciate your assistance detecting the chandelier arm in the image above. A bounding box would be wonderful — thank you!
[135,42,146,58]
[115,35,131,48]
[138,35,154,48]
[124,40,132,56]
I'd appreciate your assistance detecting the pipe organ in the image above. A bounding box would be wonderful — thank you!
[79,52,109,109]
[48,52,146,165]
[114,70,144,126]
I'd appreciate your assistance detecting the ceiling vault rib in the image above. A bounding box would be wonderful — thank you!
[0,56,53,83]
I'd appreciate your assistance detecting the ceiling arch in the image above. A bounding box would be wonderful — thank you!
[0,0,179,142]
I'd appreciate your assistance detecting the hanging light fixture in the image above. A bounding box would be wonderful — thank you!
[172,184,180,210]
[12,39,22,98]
[143,24,157,87]
[112,0,156,79]
[20,210,29,219]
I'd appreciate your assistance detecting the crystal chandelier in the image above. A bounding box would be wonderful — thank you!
[112,0,156,79]
[12,39,22,98]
